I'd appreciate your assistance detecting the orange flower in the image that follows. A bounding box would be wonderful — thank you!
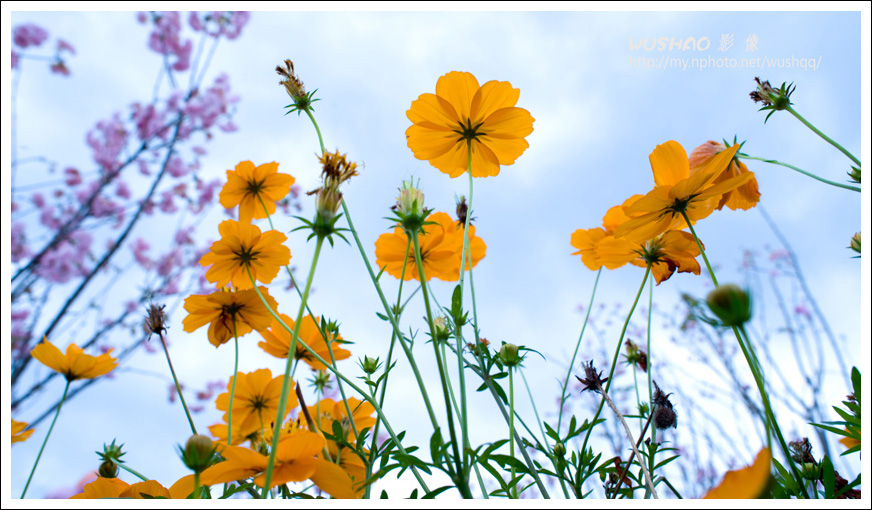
[200,429,326,489]
[30,338,117,381]
[613,141,749,243]
[689,141,760,211]
[259,314,351,370]
[12,419,34,444]
[210,368,298,445]
[71,476,194,499]
[199,220,290,290]
[182,287,278,347]
[219,161,296,223]
[374,211,485,282]
[309,398,376,455]
[703,447,772,499]
[406,71,534,178]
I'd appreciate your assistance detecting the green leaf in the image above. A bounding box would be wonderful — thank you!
[821,456,835,498]
[422,486,453,499]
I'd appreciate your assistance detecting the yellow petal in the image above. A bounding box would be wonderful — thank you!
[435,71,480,121]
[704,447,771,499]
[649,141,689,187]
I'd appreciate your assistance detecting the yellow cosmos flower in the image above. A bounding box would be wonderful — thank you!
[375,211,486,282]
[703,447,772,499]
[310,457,365,499]
[613,141,749,243]
[71,476,195,499]
[258,314,351,370]
[182,287,279,347]
[200,429,326,489]
[219,161,296,223]
[12,419,34,444]
[30,338,117,382]
[210,368,299,446]
[199,220,291,290]
[309,397,376,455]
[406,71,534,178]
[689,141,760,211]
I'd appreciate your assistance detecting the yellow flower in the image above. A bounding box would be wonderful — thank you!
[210,368,299,446]
[200,429,326,489]
[30,338,117,381]
[406,71,534,178]
[199,220,291,290]
[839,427,860,450]
[219,161,296,223]
[259,314,351,371]
[71,477,194,499]
[374,211,485,281]
[614,141,748,243]
[309,397,375,455]
[689,141,760,211]
[703,447,772,499]
[12,419,34,444]
[182,287,279,347]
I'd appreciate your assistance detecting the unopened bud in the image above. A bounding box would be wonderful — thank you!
[396,180,425,218]
[362,355,380,375]
[433,316,450,342]
[553,442,566,457]
[706,284,752,327]
[850,232,861,254]
[181,434,216,474]
[98,459,118,478]
[801,462,821,481]
[499,343,522,367]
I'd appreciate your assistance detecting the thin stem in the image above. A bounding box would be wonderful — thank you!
[520,369,571,499]
[739,154,860,192]
[600,389,658,498]
[158,331,197,436]
[411,233,465,493]
[118,463,149,482]
[248,269,432,494]
[558,268,601,434]
[304,109,326,155]
[580,267,651,460]
[21,380,70,498]
[227,323,239,446]
[610,413,653,498]
[680,211,718,286]
[508,367,517,498]
[259,235,324,497]
[785,105,860,167]
[454,155,475,476]
[646,278,655,443]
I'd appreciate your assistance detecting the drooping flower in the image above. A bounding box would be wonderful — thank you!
[182,287,278,347]
[200,429,326,489]
[258,314,351,370]
[30,338,117,381]
[209,368,298,445]
[703,447,772,499]
[199,220,290,289]
[406,71,535,178]
[374,211,485,281]
[12,419,34,444]
[613,141,748,243]
[688,141,760,211]
[218,161,295,223]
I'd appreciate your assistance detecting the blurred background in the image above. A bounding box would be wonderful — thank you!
[5,8,865,499]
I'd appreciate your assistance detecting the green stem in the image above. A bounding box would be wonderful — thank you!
[579,266,651,465]
[228,324,239,446]
[520,369,571,499]
[248,269,432,494]
[509,367,517,498]
[680,212,808,498]
[647,277,654,444]
[21,380,70,498]
[454,154,475,476]
[558,268,602,434]
[259,235,324,497]
[304,108,326,155]
[739,154,860,192]
[158,331,198,436]
[411,233,465,493]
[118,463,149,482]
[785,105,860,167]
[193,472,201,499]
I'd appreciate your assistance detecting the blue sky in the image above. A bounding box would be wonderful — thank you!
[4,7,867,499]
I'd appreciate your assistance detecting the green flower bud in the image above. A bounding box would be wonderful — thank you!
[553,442,566,457]
[801,462,821,481]
[396,180,425,218]
[362,355,380,375]
[181,434,216,474]
[433,316,450,343]
[499,343,522,367]
[98,459,118,478]
[706,284,752,327]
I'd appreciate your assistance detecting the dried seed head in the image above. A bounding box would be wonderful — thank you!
[577,360,608,393]
[651,381,677,430]
[276,59,306,100]
[144,302,168,336]
[789,437,814,465]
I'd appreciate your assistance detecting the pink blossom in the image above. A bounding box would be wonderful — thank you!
[138,159,151,176]
[159,276,180,295]
[35,230,93,284]
[166,155,189,178]
[125,300,139,313]
[146,11,192,72]
[183,73,239,132]
[11,50,19,69]
[188,12,203,32]
[11,222,31,263]
[156,248,181,277]
[87,114,128,172]
[13,23,49,49]
[192,146,207,156]
[158,191,177,213]
[57,39,76,54]
[130,237,153,269]
[116,180,132,200]
[136,11,149,24]
[132,103,166,140]
[32,192,46,208]
[50,61,71,76]
[795,304,812,320]
[64,167,82,186]
[39,206,61,229]
[174,226,194,245]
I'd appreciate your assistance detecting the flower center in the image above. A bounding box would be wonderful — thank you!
[454,118,486,142]
[246,179,265,196]
[233,244,260,266]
